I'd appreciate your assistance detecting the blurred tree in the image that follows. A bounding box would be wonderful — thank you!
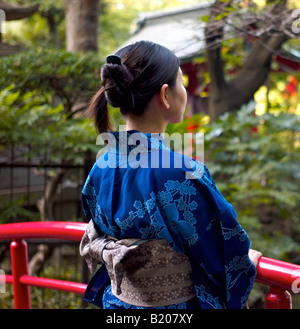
[32,0,65,48]
[5,0,202,57]
[64,0,99,53]
[5,0,66,49]
[0,0,38,55]
[204,0,300,120]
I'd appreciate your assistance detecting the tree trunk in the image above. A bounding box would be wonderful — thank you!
[44,13,61,48]
[64,0,99,53]
[205,1,289,121]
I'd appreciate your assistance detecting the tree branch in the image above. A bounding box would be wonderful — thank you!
[227,31,288,110]
[205,1,232,92]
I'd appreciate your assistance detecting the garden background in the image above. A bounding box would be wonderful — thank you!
[0,0,300,308]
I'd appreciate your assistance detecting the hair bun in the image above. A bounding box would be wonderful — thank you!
[101,63,134,111]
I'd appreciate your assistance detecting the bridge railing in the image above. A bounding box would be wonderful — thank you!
[0,221,299,309]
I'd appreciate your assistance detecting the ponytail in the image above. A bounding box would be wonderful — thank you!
[87,86,112,134]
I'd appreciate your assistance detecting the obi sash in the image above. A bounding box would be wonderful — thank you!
[80,220,196,307]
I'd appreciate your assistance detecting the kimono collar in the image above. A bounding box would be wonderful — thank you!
[106,130,168,155]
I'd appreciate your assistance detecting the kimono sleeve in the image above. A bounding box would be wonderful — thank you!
[186,165,256,309]
[218,206,256,308]
[81,175,97,223]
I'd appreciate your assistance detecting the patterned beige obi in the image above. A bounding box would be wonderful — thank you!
[80,221,196,307]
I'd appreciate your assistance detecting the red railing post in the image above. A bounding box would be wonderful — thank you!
[265,286,292,309]
[10,239,31,309]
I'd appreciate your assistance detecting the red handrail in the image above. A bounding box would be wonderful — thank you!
[0,221,87,309]
[256,257,300,290]
[0,221,87,241]
[0,221,299,309]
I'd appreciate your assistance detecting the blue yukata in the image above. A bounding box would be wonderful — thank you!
[81,130,256,309]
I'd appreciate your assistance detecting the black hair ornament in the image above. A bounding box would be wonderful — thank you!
[106,55,122,65]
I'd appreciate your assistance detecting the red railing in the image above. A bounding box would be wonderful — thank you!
[0,221,299,309]
[0,221,88,309]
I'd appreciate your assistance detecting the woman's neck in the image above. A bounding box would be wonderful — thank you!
[125,121,166,135]
[125,110,167,135]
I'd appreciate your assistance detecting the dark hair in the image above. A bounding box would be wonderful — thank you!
[87,41,180,134]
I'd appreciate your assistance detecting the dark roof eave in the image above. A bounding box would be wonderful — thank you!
[0,1,39,21]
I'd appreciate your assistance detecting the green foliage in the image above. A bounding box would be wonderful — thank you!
[0,50,101,224]
[0,86,98,164]
[0,48,103,160]
[166,111,208,135]
[5,0,66,49]
[203,101,300,260]
[0,196,39,224]
[0,261,88,309]
[0,49,103,112]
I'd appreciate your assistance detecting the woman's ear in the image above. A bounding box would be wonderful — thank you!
[159,84,170,109]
